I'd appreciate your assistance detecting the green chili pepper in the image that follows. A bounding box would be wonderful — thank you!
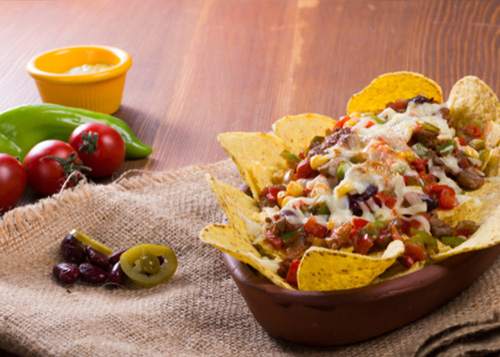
[371,115,386,124]
[281,228,303,243]
[422,122,440,133]
[312,202,330,215]
[308,136,324,149]
[0,103,152,160]
[359,223,379,240]
[280,150,300,165]
[440,236,466,248]
[412,142,429,158]
[437,140,456,156]
[410,228,438,253]
[336,161,352,180]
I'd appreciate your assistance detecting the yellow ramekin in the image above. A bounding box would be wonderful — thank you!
[26,45,132,114]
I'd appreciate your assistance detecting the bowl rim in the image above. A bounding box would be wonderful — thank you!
[26,45,132,84]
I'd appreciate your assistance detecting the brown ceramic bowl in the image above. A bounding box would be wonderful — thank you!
[222,243,500,346]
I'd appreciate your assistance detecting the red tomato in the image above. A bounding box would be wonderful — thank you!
[23,140,84,196]
[295,157,316,180]
[286,260,300,287]
[0,154,27,213]
[303,217,328,238]
[354,234,374,255]
[69,123,125,177]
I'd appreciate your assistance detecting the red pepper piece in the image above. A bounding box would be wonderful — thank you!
[401,242,426,267]
[286,259,300,287]
[264,230,283,250]
[334,116,351,128]
[303,217,328,238]
[354,234,374,255]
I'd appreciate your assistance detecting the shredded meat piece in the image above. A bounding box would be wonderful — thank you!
[456,167,484,190]
[439,107,454,127]
[429,212,454,238]
[454,220,479,236]
[308,127,352,157]
[411,127,439,149]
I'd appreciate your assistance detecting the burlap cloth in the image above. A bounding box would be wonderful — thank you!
[0,159,499,356]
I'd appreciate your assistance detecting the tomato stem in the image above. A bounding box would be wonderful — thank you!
[40,152,91,175]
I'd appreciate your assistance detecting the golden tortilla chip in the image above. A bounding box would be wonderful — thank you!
[218,132,288,200]
[433,203,500,261]
[448,76,500,130]
[347,72,443,114]
[297,240,405,291]
[206,174,262,240]
[200,224,293,289]
[272,113,337,155]
[484,120,500,147]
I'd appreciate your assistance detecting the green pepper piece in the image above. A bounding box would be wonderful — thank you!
[412,143,429,158]
[437,140,456,156]
[410,228,438,253]
[336,161,352,179]
[280,229,298,243]
[359,223,379,240]
[371,115,386,124]
[0,103,152,160]
[374,220,388,229]
[280,150,300,166]
[120,244,177,288]
[422,122,440,133]
[308,136,324,149]
[440,236,466,248]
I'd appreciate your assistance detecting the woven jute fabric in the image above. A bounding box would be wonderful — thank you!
[0,159,499,356]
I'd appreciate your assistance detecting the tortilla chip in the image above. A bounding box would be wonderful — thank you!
[218,132,288,200]
[433,203,500,261]
[297,240,404,291]
[375,260,427,283]
[448,76,500,131]
[347,72,443,114]
[200,224,293,289]
[272,114,337,155]
[206,174,261,239]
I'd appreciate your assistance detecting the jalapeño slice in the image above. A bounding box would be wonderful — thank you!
[120,244,178,288]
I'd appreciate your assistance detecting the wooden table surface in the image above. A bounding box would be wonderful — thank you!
[1,0,500,354]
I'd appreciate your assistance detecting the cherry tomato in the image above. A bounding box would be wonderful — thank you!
[23,140,85,196]
[0,154,27,213]
[69,123,125,177]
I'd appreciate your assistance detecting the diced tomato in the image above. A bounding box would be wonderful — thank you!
[366,121,375,128]
[265,230,283,250]
[419,173,436,185]
[334,116,351,128]
[265,186,283,204]
[401,242,426,267]
[424,183,459,210]
[411,157,428,173]
[303,217,329,238]
[466,125,482,139]
[438,187,459,209]
[295,157,317,180]
[457,137,467,146]
[354,234,374,255]
[349,218,370,241]
[286,259,300,287]
[374,192,397,209]
[375,227,392,249]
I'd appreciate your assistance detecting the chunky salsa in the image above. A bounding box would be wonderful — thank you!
[257,96,487,286]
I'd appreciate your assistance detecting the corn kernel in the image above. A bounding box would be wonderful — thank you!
[344,119,359,127]
[310,155,329,170]
[462,145,479,159]
[327,220,335,230]
[334,181,354,198]
[286,181,304,197]
[277,191,288,207]
[310,182,330,198]
[281,196,293,207]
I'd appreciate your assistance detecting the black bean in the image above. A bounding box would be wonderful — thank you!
[109,249,127,265]
[79,263,108,284]
[85,247,110,269]
[53,263,80,285]
[421,195,440,212]
[108,262,124,285]
[61,234,85,264]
